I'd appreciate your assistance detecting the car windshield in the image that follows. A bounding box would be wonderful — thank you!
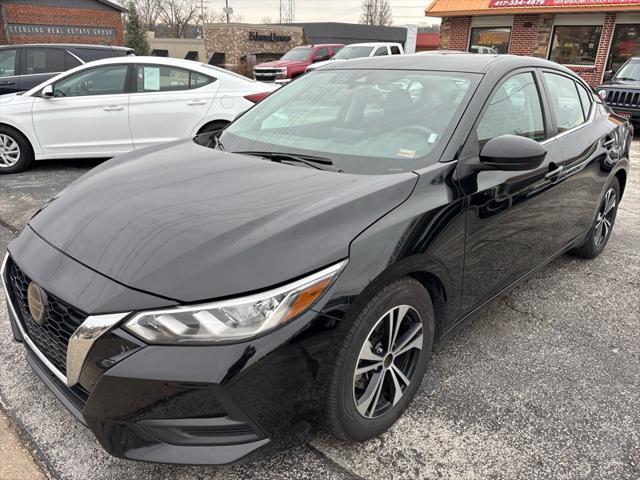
[221,69,479,175]
[333,46,375,59]
[615,60,640,81]
[281,47,312,61]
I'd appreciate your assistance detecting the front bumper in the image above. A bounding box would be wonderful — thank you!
[3,232,339,465]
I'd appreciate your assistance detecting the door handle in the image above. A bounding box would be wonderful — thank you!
[545,164,564,180]
[103,106,125,111]
[186,100,207,106]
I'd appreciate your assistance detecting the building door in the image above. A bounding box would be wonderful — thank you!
[607,24,640,73]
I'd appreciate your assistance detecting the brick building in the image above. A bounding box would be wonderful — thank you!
[203,22,414,74]
[426,0,640,86]
[0,0,125,46]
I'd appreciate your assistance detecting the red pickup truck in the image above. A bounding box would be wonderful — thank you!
[253,44,344,84]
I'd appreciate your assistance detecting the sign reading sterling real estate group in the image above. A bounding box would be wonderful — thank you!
[490,0,640,6]
[6,24,116,37]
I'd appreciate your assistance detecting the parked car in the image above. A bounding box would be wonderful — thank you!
[306,42,404,73]
[0,56,276,173]
[253,44,343,83]
[598,56,640,123]
[469,45,498,54]
[0,44,133,95]
[2,54,630,465]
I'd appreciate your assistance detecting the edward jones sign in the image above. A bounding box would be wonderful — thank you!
[490,0,640,6]
[7,24,116,37]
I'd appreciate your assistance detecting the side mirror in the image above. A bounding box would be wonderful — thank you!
[313,56,324,63]
[603,70,614,82]
[480,134,546,171]
[41,84,54,97]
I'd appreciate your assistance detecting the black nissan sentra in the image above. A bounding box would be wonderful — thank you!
[1,54,631,464]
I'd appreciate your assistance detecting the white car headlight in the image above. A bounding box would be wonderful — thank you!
[124,260,347,344]
[598,89,607,100]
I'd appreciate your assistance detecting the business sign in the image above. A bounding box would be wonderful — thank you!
[490,0,640,7]
[249,31,292,42]
[7,24,116,37]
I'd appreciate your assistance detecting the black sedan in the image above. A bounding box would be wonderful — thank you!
[1,54,630,465]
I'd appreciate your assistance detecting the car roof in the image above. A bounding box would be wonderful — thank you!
[325,53,574,75]
[295,44,344,48]
[72,55,208,68]
[342,42,401,47]
[0,43,131,51]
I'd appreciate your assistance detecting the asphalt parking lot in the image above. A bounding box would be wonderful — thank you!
[0,147,638,480]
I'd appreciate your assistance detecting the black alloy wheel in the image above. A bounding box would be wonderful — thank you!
[323,278,435,441]
[569,177,620,259]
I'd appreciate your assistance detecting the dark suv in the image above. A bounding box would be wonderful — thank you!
[598,56,640,123]
[0,44,134,95]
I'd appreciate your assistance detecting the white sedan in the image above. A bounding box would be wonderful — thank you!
[0,56,276,173]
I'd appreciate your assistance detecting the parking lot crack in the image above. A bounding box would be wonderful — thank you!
[305,442,368,480]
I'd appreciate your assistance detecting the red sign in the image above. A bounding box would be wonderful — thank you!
[490,0,640,7]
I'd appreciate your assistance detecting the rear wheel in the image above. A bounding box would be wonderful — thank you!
[568,177,620,259]
[0,126,33,174]
[323,277,435,441]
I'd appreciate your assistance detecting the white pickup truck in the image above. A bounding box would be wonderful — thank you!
[305,42,404,73]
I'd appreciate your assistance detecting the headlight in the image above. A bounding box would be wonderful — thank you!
[598,89,607,100]
[275,67,288,79]
[124,260,346,344]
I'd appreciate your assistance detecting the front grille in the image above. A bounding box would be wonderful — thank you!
[606,89,640,109]
[253,69,278,82]
[5,258,86,375]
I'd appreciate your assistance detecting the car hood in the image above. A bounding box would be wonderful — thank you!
[255,60,308,68]
[599,79,640,88]
[29,140,418,303]
[0,92,20,104]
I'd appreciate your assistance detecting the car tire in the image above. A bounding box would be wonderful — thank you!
[323,277,435,441]
[568,177,620,260]
[0,126,33,174]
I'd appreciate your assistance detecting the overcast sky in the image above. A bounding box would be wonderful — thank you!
[204,0,438,25]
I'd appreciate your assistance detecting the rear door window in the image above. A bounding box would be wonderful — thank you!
[136,65,190,92]
[576,82,593,119]
[542,72,585,133]
[390,46,402,55]
[25,48,66,74]
[373,47,389,56]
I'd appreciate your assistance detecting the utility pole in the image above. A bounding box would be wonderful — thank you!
[225,0,230,23]
[280,0,295,23]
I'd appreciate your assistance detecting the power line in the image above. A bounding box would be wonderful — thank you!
[280,0,295,23]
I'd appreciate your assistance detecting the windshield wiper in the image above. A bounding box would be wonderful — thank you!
[237,151,343,172]
[615,77,638,82]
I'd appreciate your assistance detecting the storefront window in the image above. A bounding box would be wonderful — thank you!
[548,25,602,66]
[469,27,511,55]
[608,24,640,73]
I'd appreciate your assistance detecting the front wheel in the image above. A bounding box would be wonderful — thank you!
[568,177,620,259]
[323,277,435,441]
[0,126,33,174]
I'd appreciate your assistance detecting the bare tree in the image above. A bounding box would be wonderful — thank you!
[135,0,161,31]
[157,0,200,38]
[360,0,393,26]
[261,16,273,24]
